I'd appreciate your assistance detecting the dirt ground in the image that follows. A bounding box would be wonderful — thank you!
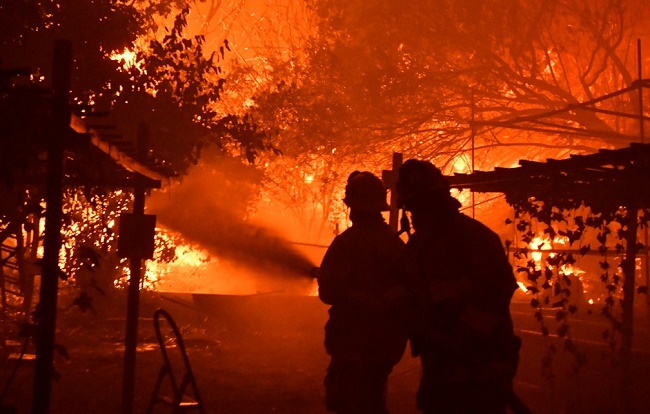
[2,291,649,414]
[1,292,419,414]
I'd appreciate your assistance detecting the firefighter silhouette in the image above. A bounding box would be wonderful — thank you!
[396,159,525,414]
[317,171,410,414]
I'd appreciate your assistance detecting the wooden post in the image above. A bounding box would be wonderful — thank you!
[120,178,145,414]
[119,126,157,414]
[382,153,403,233]
[637,39,644,144]
[119,175,156,412]
[621,206,639,414]
[470,88,476,219]
[115,208,157,414]
[32,39,71,414]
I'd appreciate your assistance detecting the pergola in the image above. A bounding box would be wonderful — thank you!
[444,141,650,414]
[439,68,650,412]
[448,142,650,207]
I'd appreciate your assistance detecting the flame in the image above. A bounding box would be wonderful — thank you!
[113,222,317,296]
[517,281,528,293]
[110,47,139,71]
[528,235,585,278]
[521,234,592,302]
[451,154,472,174]
[116,227,216,291]
[529,235,569,264]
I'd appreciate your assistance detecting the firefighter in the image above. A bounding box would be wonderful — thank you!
[396,159,522,414]
[318,171,410,414]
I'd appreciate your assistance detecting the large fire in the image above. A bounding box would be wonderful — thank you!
[24,186,319,298]
[116,228,216,292]
[515,234,590,304]
[113,224,319,296]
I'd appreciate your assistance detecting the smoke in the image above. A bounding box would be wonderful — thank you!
[147,147,317,294]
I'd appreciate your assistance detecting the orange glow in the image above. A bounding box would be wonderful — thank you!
[307,279,319,296]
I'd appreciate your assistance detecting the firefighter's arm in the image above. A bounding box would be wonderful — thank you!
[427,278,472,302]
[460,233,516,338]
[459,304,500,337]
[317,239,353,305]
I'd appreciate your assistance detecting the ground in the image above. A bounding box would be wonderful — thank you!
[1,291,649,413]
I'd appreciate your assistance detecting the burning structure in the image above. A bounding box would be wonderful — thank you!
[0,39,181,414]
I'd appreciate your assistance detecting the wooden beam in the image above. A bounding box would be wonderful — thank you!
[70,114,171,184]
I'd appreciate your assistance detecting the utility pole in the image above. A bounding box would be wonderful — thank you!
[119,128,157,414]
[621,203,639,414]
[32,39,71,414]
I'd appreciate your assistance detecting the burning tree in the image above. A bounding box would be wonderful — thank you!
[0,0,256,321]
[0,0,277,172]
[110,0,647,244]
[5,0,649,297]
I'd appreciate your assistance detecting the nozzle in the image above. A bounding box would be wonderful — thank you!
[310,267,321,279]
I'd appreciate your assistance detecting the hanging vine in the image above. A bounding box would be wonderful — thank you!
[506,192,649,403]
[508,198,587,380]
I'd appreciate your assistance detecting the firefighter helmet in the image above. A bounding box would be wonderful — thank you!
[396,159,450,207]
[343,171,390,212]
